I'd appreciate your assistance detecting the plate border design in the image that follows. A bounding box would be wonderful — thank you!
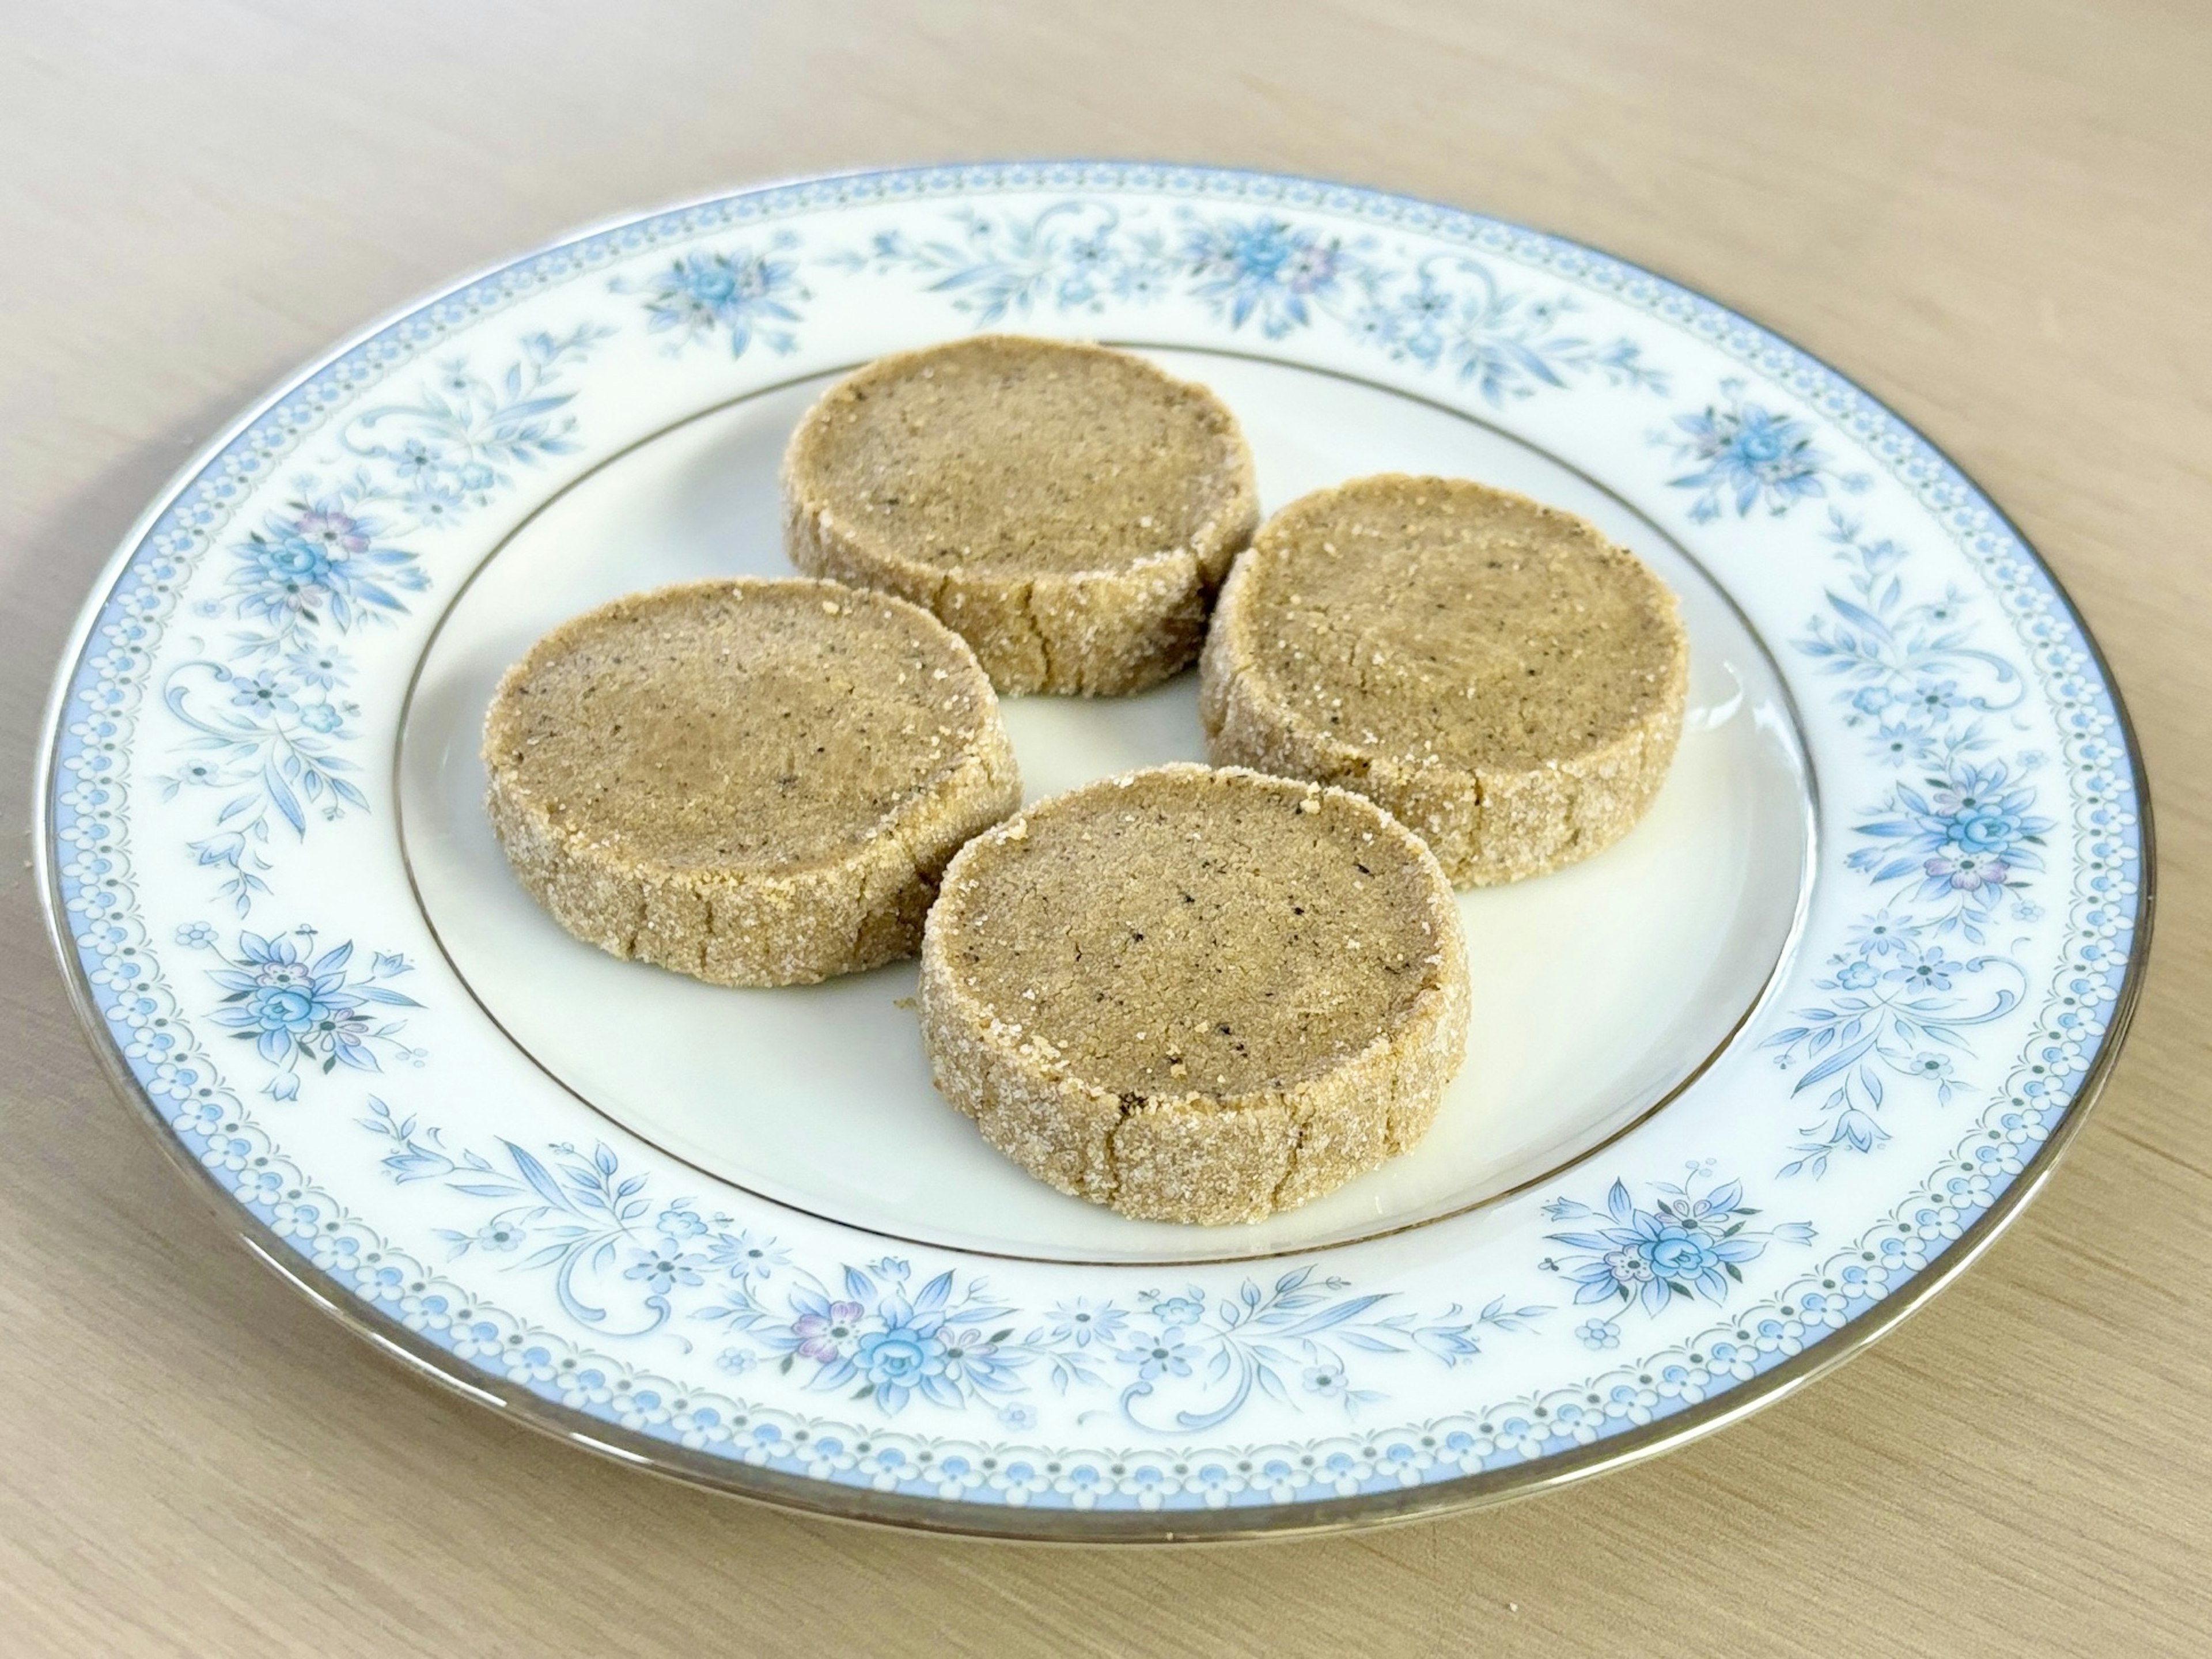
[37,161,2154,1541]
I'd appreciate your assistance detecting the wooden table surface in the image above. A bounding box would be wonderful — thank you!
[4,3,2206,1653]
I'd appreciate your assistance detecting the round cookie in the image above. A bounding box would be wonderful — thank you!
[1201,475,1688,885]
[918,764,1469,1225]
[483,578,1019,987]
[782,334,1259,696]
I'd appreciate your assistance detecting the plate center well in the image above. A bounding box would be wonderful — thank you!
[397,349,1812,1264]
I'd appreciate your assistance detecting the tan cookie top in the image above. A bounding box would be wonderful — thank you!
[484,578,1001,874]
[785,335,1250,580]
[931,765,1457,1099]
[1226,475,1684,774]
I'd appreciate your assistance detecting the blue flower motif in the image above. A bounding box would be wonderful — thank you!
[1119,1335,1198,1381]
[1640,1224,1719,1281]
[297,703,343,734]
[228,670,298,717]
[210,937,345,1054]
[204,929,419,1096]
[707,1229,791,1281]
[998,1403,1038,1430]
[656,1204,707,1240]
[248,982,319,1040]
[1048,1297,1126,1347]
[624,241,806,357]
[1180,214,1357,338]
[475,1221,524,1253]
[1908,1052,1953,1084]
[714,1346,755,1376]
[855,1319,949,1407]
[1886,947,1957,994]
[174,921,215,948]
[1657,380,1868,522]
[1543,1173,1810,1319]
[1301,1363,1347,1399]
[1850,759,2053,916]
[404,483,467,527]
[390,437,447,480]
[1847,912,1922,957]
[1949,806,2021,854]
[1152,1293,1206,1327]
[1575,1319,1620,1351]
[1870,721,1934,767]
[227,499,426,633]
[623,1246,706,1294]
[1835,960,1878,990]
[1907,679,1961,718]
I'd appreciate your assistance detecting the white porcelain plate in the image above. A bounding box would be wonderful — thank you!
[41,164,2150,1540]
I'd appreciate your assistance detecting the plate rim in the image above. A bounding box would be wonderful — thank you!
[35,159,2158,1543]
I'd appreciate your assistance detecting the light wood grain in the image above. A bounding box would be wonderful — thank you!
[3,2,2207,1653]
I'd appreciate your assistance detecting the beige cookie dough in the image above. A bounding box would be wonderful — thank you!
[782,334,1259,696]
[1201,475,1688,885]
[483,577,1019,987]
[918,763,1469,1224]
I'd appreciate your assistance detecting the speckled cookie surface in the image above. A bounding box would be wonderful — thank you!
[1200,475,1688,885]
[782,335,1259,696]
[483,577,1019,987]
[918,764,1469,1224]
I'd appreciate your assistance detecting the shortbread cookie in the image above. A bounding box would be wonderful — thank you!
[783,335,1259,695]
[484,578,1019,986]
[1201,475,1688,885]
[918,764,1468,1224]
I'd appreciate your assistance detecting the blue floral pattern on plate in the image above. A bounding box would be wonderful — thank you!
[824,202,1666,405]
[358,1105,1546,1427]
[1541,1166,1815,1319]
[40,164,2145,1528]
[613,236,808,357]
[1653,378,1871,521]
[157,326,608,911]
[1761,515,2065,1175]
[196,929,421,1100]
